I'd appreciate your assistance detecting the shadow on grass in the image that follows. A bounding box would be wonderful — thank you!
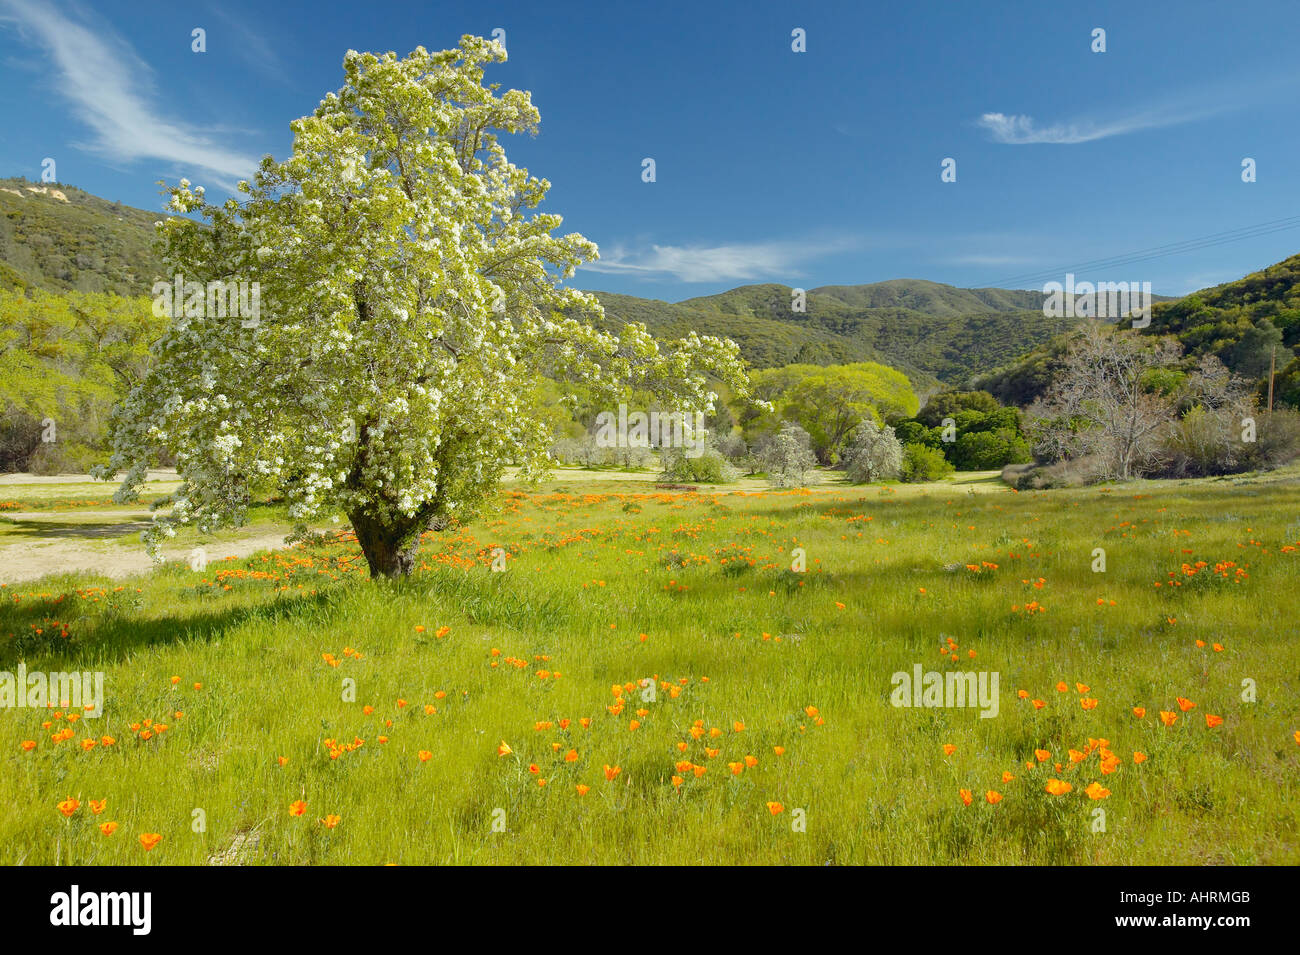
[0,517,154,540]
[0,580,339,670]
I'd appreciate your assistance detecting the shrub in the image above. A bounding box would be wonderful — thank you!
[843,419,903,483]
[1238,408,1300,471]
[901,444,955,483]
[755,422,818,487]
[951,430,1032,470]
[659,446,737,484]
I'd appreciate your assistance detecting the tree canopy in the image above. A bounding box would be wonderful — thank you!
[98,37,753,576]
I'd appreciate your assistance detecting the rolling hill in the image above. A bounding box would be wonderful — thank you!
[0,177,162,295]
[0,175,1176,389]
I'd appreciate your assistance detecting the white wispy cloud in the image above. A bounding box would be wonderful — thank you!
[975,109,1207,145]
[581,237,861,283]
[0,0,261,187]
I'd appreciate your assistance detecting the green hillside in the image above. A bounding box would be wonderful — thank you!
[973,251,1300,408]
[0,177,163,295]
[0,175,1171,389]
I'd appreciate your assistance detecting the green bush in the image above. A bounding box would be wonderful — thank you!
[659,447,737,484]
[901,443,955,483]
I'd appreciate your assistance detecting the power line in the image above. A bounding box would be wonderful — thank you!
[985,213,1300,289]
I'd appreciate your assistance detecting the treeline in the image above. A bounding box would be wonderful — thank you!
[550,360,1037,487]
[1011,325,1300,487]
[976,252,1300,411]
[0,289,162,472]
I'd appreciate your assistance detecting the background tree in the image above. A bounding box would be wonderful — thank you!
[97,38,753,577]
[1027,325,1181,480]
[842,418,902,483]
[743,361,917,463]
[755,422,817,487]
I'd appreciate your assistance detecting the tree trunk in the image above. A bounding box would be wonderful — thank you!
[349,510,424,578]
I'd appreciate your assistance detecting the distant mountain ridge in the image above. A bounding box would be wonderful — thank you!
[0,175,1177,388]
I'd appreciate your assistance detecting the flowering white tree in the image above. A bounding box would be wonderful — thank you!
[99,37,753,577]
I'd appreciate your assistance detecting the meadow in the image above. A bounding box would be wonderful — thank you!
[1,467,1298,865]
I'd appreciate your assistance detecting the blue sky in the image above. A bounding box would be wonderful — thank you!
[1,0,1298,301]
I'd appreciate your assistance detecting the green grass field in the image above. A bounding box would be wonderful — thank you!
[2,468,1298,864]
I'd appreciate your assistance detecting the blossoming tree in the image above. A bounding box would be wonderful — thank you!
[99,37,753,577]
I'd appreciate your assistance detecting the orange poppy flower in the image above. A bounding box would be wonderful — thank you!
[1001,771,1015,783]
[1176,697,1196,712]
[603,764,621,781]
[99,821,119,836]
[1044,779,1072,796]
[985,791,1003,805]
[139,833,162,851]
[1133,707,1146,719]
[288,800,307,817]
[418,750,433,762]
[1034,748,1051,762]
[942,743,956,756]
[766,801,784,815]
[89,799,106,815]
[1085,782,1111,800]
[1160,711,1178,726]
[1133,752,1147,764]
[575,784,590,796]
[320,815,341,829]
[1205,714,1223,728]
[959,789,973,806]
[57,797,80,817]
